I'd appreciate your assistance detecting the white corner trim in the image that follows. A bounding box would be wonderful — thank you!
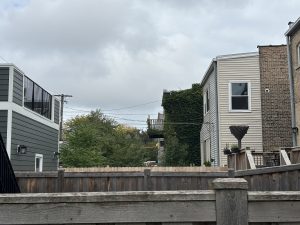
[51,97,55,121]
[6,109,12,158]
[8,66,14,103]
[0,102,59,130]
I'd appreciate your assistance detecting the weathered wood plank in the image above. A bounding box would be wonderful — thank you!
[280,150,291,165]
[246,150,256,169]
[248,191,300,201]
[235,163,300,176]
[0,191,216,204]
[0,201,216,224]
[248,201,300,222]
[213,178,248,225]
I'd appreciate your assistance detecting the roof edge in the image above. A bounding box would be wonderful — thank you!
[285,17,300,36]
[200,60,216,86]
[216,51,258,60]
[0,63,26,76]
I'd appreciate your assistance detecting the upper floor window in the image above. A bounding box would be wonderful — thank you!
[24,76,52,119]
[204,88,210,115]
[229,81,251,111]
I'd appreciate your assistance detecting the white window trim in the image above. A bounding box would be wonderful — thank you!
[228,80,251,112]
[204,88,210,115]
[35,153,43,172]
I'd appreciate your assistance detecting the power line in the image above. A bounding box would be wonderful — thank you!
[64,108,157,116]
[102,100,161,111]
[0,55,8,63]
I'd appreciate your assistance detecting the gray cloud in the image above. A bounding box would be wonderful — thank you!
[0,0,299,127]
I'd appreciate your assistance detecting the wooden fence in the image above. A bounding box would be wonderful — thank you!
[15,169,228,193]
[1,178,300,225]
[15,163,300,192]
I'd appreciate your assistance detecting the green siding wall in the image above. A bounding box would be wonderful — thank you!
[10,111,58,171]
[13,69,23,106]
[0,67,9,101]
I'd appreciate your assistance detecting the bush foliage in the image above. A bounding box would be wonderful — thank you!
[60,110,157,167]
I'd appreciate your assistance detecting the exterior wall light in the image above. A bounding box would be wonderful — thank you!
[292,127,299,134]
[17,145,27,154]
[53,151,60,159]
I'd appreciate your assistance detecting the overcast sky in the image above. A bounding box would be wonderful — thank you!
[0,0,299,129]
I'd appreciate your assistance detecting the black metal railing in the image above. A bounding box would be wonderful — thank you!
[0,133,20,193]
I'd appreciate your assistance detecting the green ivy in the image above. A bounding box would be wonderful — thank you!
[162,83,203,166]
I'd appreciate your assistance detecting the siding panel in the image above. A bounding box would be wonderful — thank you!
[217,55,263,165]
[200,63,219,166]
[10,111,58,171]
[0,67,9,101]
[13,69,23,106]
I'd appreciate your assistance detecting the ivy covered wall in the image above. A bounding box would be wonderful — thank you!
[162,83,203,166]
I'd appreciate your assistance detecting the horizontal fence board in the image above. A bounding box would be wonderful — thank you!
[248,191,300,201]
[0,191,216,224]
[235,164,300,176]
[0,201,216,224]
[248,201,300,222]
[64,167,228,173]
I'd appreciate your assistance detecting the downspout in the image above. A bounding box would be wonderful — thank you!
[286,35,297,146]
[213,60,220,166]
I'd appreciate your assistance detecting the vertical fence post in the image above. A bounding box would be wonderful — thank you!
[57,169,65,192]
[213,178,248,225]
[143,169,151,191]
[228,168,235,178]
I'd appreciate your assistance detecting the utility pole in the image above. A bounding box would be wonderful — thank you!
[54,94,72,141]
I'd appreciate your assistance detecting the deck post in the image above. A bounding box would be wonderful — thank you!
[57,168,65,192]
[213,178,248,225]
[143,169,151,191]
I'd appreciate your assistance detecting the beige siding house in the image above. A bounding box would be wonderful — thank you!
[217,53,263,165]
[200,52,263,166]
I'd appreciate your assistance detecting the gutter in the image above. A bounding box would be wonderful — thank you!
[286,34,297,146]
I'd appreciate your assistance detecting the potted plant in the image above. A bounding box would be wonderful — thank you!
[231,144,240,153]
[223,147,231,155]
[204,160,212,167]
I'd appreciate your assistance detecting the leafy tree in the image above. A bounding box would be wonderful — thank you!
[162,126,188,166]
[60,110,157,167]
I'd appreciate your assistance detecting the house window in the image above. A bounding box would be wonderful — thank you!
[204,89,210,114]
[35,154,43,172]
[229,81,251,111]
[24,76,52,119]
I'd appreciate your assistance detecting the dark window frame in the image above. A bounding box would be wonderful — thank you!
[23,76,52,120]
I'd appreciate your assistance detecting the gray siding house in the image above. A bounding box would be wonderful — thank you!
[0,64,60,171]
